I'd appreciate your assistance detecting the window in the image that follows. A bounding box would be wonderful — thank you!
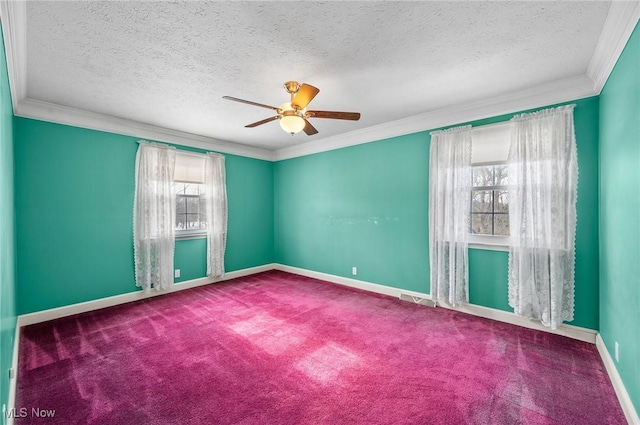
[175,182,206,232]
[174,152,206,237]
[471,164,509,236]
[469,123,511,245]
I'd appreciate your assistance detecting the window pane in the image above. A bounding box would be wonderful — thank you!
[495,165,509,185]
[494,191,509,213]
[186,213,200,230]
[472,166,494,187]
[175,185,207,232]
[186,197,200,214]
[494,214,510,236]
[472,190,493,212]
[472,214,493,235]
[176,214,187,230]
[470,162,509,237]
[176,197,186,214]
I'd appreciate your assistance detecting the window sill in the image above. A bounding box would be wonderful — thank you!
[176,232,207,241]
[469,243,509,252]
[468,235,510,251]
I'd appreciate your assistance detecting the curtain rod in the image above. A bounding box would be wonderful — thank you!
[439,103,578,133]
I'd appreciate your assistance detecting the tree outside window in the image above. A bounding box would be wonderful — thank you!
[175,182,207,232]
[471,164,509,236]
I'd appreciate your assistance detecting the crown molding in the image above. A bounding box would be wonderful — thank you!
[16,98,275,161]
[14,74,595,163]
[0,0,26,112]
[587,1,640,94]
[273,74,596,161]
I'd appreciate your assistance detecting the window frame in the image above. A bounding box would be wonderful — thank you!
[175,182,207,240]
[470,161,509,233]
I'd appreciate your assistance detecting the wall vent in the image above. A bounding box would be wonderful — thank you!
[399,293,435,307]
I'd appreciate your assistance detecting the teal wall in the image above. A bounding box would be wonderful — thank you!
[0,25,16,420]
[274,96,600,330]
[14,118,274,314]
[174,238,207,283]
[468,249,510,311]
[275,132,430,293]
[599,22,639,413]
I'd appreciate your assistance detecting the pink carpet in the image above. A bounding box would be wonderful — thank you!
[16,271,625,424]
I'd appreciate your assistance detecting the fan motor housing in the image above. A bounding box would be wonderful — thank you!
[283,81,301,94]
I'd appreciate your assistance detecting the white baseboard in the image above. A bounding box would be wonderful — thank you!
[17,263,276,327]
[223,263,276,281]
[274,264,431,300]
[274,264,596,344]
[437,303,597,344]
[596,334,639,425]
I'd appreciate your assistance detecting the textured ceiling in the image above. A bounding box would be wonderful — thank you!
[25,1,611,150]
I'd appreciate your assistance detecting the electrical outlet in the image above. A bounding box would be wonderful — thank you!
[174,269,181,279]
[8,368,14,379]
[352,267,357,276]
[615,341,619,363]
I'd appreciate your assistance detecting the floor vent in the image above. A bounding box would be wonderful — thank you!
[399,293,435,307]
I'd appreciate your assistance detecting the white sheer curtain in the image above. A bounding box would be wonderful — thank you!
[203,153,227,278]
[429,126,472,306]
[508,105,578,329]
[133,141,176,291]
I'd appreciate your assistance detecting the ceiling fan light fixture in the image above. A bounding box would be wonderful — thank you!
[279,115,305,135]
[278,102,306,135]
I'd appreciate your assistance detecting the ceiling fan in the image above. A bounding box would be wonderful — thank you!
[223,81,360,136]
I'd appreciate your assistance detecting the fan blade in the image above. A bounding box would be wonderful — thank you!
[245,116,279,128]
[223,96,278,111]
[291,84,319,110]
[307,110,360,120]
[303,119,318,135]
